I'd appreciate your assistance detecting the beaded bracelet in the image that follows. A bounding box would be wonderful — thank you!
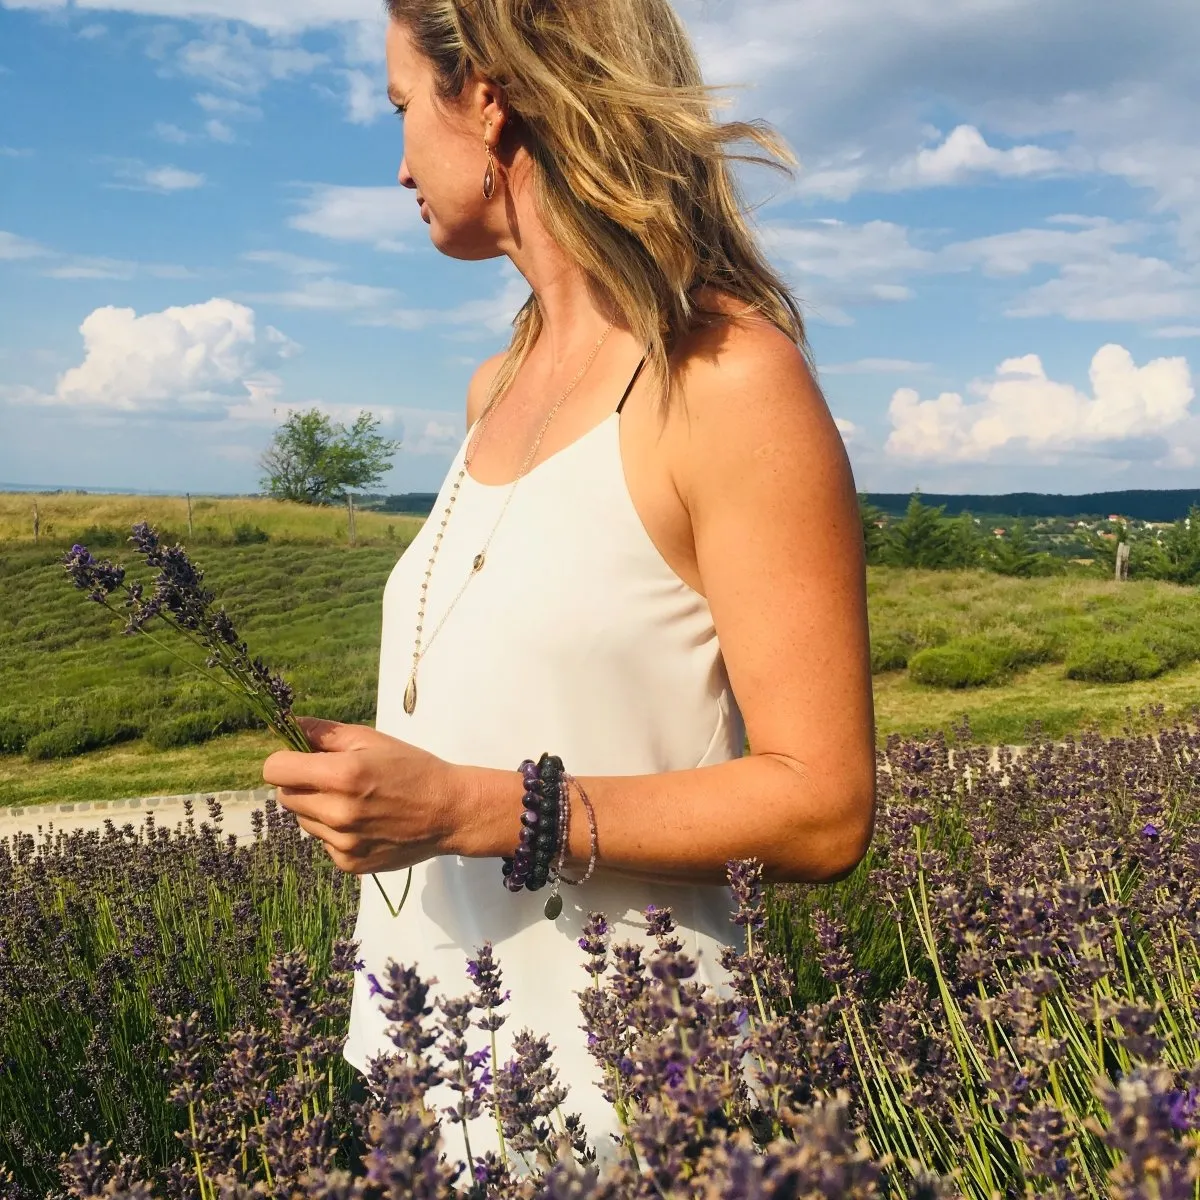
[501,756,599,920]
[501,754,561,894]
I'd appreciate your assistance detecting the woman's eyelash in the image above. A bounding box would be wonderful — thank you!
[392,102,407,118]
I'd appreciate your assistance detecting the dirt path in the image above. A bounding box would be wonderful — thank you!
[0,787,279,844]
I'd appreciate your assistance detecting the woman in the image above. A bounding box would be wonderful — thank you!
[262,0,876,1171]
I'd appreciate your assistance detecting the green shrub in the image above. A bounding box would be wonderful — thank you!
[870,632,915,673]
[146,705,265,749]
[0,708,32,755]
[988,627,1060,669]
[1138,625,1198,671]
[1065,637,1166,683]
[233,523,270,545]
[145,712,222,750]
[909,639,1010,688]
[67,524,127,548]
[25,715,141,759]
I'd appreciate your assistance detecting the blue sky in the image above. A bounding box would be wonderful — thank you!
[1,0,1198,496]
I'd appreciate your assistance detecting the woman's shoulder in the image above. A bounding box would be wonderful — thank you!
[465,350,509,428]
[675,286,816,400]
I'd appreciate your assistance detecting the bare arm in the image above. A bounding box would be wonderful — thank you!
[444,321,876,886]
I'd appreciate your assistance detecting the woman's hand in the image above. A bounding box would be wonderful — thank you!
[262,716,460,875]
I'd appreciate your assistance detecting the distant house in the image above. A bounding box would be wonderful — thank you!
[1108,514,1122,523]
[993,528,1006,538]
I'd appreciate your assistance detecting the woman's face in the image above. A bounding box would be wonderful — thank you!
[385,20,505,261]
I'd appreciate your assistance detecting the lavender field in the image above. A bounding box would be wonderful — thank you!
[3,715,1199,1197]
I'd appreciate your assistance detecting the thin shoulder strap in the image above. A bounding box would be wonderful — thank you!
[615,351,650,415]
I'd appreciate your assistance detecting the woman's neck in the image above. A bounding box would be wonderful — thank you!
[499,176,627,370]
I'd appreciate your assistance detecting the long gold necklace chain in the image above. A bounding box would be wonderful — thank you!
[403,321,615,715]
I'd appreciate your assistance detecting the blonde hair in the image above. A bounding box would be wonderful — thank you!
[386,0,807,417]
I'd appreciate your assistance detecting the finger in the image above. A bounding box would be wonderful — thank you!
[263,749,348,794]
[295,813,357,856]
[296,716,378,755]
[275,787,353,831]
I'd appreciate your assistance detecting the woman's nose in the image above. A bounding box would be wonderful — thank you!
[398,157,415,189]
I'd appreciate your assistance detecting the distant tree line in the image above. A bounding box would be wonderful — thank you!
[862,493,1200,583]
[863,488,1200,524]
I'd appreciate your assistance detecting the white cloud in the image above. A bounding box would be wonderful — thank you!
[834,417,857,441]
[175,26,325,94]
[886,344,1195,463]
[401,414,461,457]
[796,125,1075,198]
[110,162,206,191]
[1154,326,1200,339]
[77,22,106,37]
[154,121,191,144]
[205,118,235,142]
[194,91,260,118]
[946,218,1143,278]
[41,257,193,281]
[941,218,1200,323]
[1006,255,1200,322]
[343,68,390,125]
[14,0,381,30]
[0,230,191,280]
[223,374,401,430]
[0,231,48,260]
[241,249,337,274]
[822,359,933,376]
[886,125,1074,190]
[288,184,423,251]
[241,277,397,310]
[20,298,300,413]
[145,165,205,190]
[761,219,932,324]
[0,146,33,157]
[365,274,529,336]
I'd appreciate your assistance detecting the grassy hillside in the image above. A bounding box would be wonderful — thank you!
[1,492,425,547]
[1,508,1198,806]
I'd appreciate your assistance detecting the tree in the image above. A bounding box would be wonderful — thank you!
[1146,506,1200,585]
[858,496,888,566]
[259,409,402,506]
[988,519,1042,577]
[883,493,954,568]
[945,511,984,569]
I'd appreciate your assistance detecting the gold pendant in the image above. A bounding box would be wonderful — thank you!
[473,553,486,572]
[404,674,417,715]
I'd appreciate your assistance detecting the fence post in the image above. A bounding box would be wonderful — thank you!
[347,493,357,546]
[1115,541,1130,582]
[186,492,194,538]
[32,500,39,544]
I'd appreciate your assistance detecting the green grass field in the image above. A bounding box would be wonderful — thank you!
[1,494,1197,806]
[1,491,424,548]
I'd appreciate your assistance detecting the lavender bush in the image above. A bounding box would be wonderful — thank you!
[4,709,1200,1195]
[0,794,365,1195]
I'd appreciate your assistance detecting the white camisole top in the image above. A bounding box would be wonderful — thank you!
[343,357,748,1170]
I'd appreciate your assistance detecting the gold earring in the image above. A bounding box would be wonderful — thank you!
[483,137,497,200]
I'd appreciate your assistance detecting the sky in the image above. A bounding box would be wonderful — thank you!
[0,0,1198,497]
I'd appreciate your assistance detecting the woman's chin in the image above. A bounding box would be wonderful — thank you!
[427,224,506,263]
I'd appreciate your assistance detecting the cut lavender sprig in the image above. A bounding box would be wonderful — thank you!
[62,524,411,919]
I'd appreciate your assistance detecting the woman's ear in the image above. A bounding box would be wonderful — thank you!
[478,79,510,148]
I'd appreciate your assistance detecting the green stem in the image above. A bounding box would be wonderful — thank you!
[489,1024,509,1170]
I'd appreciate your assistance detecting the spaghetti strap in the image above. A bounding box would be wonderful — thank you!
[615,352,650,415]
